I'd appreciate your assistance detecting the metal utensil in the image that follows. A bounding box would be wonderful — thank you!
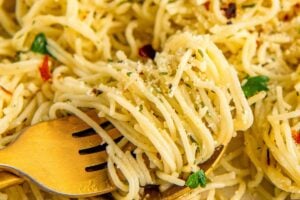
[0,111,225,199]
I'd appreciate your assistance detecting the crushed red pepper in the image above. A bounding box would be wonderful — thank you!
[204,2,210,10]
[39,55,51,81]
[138,44,156,59]
[224,3,237,19]
[292,130,300,144]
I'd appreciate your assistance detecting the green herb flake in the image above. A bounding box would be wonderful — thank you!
[139,104,143,111]
[127,72,133,77]
[31,33,49,55]
[186,170,207,189]
[241,75,269,98]
[197,49,204,57]
[241,3,256,8]
[159,72,168,75]
[185,83,192,88]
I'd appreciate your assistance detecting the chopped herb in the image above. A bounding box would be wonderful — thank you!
[200,102,205,107]
[241,75,269,98]
[16,33,24,39]
[139,44,156,59]
[107,59,113,62]
[185,83,192,88]
[197,49,203,57]
[127,72,133,77]
[224,3,236,19]
[297,28,300,34]
[31,33,50,55]
[139,104,143,111]
[241,3,256,8]
[159,72,168,75]
[186,170,207,189]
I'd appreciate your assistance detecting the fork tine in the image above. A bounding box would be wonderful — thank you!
[85,163,107,172]
[79,136,123,155]
[77,128,121,150]
[72,128,96,137]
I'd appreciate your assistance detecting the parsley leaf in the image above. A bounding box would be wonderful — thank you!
[241,3,256,8]
[242,75,269,98]
[185,170,207,189]
[31,33,50,55]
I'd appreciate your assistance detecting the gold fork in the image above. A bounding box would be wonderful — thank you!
[0,111,119,197]
[0,111,225,198]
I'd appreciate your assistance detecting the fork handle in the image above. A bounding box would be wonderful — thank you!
[0,171,24,189]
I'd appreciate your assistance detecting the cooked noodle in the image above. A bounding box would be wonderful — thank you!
[0,0,299,199]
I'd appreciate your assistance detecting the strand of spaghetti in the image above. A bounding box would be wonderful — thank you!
[107,117,156,153]
[211,0,227,24]
[242,35,257,76]
[244,133,264,188]
[0,60,41,75]
[106,146,139,199]
[69,101,131,122]
[0,84,24,134]
[125,151,147,186]
[136,151,153,184]
[22,0,47,25]
[160,95,195,166]
[107,157,128,192]
[153,0,167,48]
[107,92,177,172]
[66,0,78,19]
[125,75,176,139]
[268,110,300,120]
[186,70,234,145]
[0,6,18,35]
[156,171,185,186]
[31,101,51,125]
[9,96,37,129]
[263,130,300,184]
[125,21,138,58]
[145,151,164,171]
[230,180,246,200]
[169,49,192,97]
[174,88,215,162]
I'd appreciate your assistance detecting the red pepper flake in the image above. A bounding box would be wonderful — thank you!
[283,14,290,21]
[224,3,236,19]
[292,130,300,144]
[139,44,156,59]
[39,55,51,81]
[204,2,210,10]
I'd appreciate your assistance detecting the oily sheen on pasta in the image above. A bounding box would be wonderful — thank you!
[0,0,299,200]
